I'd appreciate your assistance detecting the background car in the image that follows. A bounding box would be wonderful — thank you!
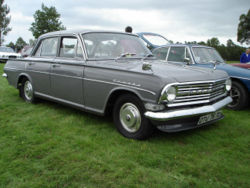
[137,32,170,50]
[152,44,250,110]
[231,62,250,70]
[20,45,33,57]
[0,46,21,63]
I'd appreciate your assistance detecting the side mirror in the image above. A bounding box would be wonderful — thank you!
[184,57,191,65]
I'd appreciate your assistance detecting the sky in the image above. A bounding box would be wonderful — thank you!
[3,0,250,46]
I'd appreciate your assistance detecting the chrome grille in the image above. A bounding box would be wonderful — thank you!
[168,79,227,107]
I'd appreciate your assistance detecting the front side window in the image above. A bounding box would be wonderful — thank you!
[82,33,151,59]
[168,47,185,62]
[59,37,77,58]
[40,37,58,57]
[153,47,169,60]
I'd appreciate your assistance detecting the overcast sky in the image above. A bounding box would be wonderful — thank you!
[4,0,250,46]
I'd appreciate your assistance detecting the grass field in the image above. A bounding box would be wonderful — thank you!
[0,63,249,187]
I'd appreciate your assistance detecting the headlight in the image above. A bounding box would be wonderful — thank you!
[159,85,177,103]
[225,78,232,91]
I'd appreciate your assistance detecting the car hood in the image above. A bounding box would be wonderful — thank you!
[194,63,250,79]
[87,59,229,83]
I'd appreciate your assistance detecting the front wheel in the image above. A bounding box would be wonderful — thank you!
[228,81,249,110]
[113,94,153,140]
[20,78,36,103]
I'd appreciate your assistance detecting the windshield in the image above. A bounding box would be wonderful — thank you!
[143,34,169,46]
[0,47,14,53]
[82,33,151,60]
[192,47,224,64]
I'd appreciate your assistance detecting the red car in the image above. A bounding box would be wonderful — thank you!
[231,63,250,70]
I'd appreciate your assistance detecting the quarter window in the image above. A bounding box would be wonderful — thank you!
[168,47,185,62]
[76,42,83,58]
[59,37,77,58]
[40,37,58,57]
[153,47,169,60]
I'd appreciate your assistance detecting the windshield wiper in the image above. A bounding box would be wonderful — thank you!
[116,53,136,61]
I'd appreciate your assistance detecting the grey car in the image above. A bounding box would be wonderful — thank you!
[2,30,232,139]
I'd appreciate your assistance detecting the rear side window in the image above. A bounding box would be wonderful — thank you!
[168,47,185,62]
[40,37,58,57]
[153,47,169,60]
[59,37,77,58]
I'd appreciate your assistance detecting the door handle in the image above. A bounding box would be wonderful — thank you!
[28,62,35,66]
[52,64,60,68]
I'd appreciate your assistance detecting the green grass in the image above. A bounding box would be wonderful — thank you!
[0,63,250,187]
[226,61,239,64]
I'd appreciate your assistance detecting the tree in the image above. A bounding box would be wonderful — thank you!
[15,37,27,52]
[0,0,11,45]
[6,41,15,50]
[237,9,250,45]
[207,37,220,47]
[30,4,66,39]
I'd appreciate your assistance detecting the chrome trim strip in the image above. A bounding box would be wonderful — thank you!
[231,76,250,81]
[4,67,21,71]
[84,78,156,95]
[35,92,85,109]
[168,93,227,107]
[4,68,156,95]
[145,96,232,121]
[2,73,7,78]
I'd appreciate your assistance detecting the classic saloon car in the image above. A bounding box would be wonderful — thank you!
[3,30,232,139]
[152,44,250,110]
[0,46,21,63]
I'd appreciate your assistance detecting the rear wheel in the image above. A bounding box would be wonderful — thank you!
[228,81,248,110]
[20,78,36,103]
[113,94,153,140]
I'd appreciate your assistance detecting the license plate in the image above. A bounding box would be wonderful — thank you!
[197,111,222,125]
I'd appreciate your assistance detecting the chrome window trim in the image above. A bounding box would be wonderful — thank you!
[166,46,195,64]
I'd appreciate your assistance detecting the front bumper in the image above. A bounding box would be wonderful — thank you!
[144,96,232,121]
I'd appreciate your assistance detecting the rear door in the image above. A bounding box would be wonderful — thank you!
[50,36,85,105]
[27,37,58,95]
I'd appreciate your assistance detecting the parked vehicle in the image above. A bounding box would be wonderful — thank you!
[3,30,232,139]
[20,45,33,57]
[137,32,169,50]
[152,44,250,110]
[0,46,21,63]
[231,62,250,70]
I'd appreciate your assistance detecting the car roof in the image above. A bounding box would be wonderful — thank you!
[40,29,138,38]
[155,43,213,49]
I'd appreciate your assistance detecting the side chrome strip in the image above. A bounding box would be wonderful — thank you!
[231,76,250,81]
[84,78,156,95]
[35,92,85,109]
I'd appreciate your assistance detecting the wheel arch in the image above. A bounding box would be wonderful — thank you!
[16,73,32,89]
[104,88,144,116]
[231,77,249,92]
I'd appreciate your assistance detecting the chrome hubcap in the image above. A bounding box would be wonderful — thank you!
[24,81,33,101]
[228,86,240,108]
[119,103,141,133]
